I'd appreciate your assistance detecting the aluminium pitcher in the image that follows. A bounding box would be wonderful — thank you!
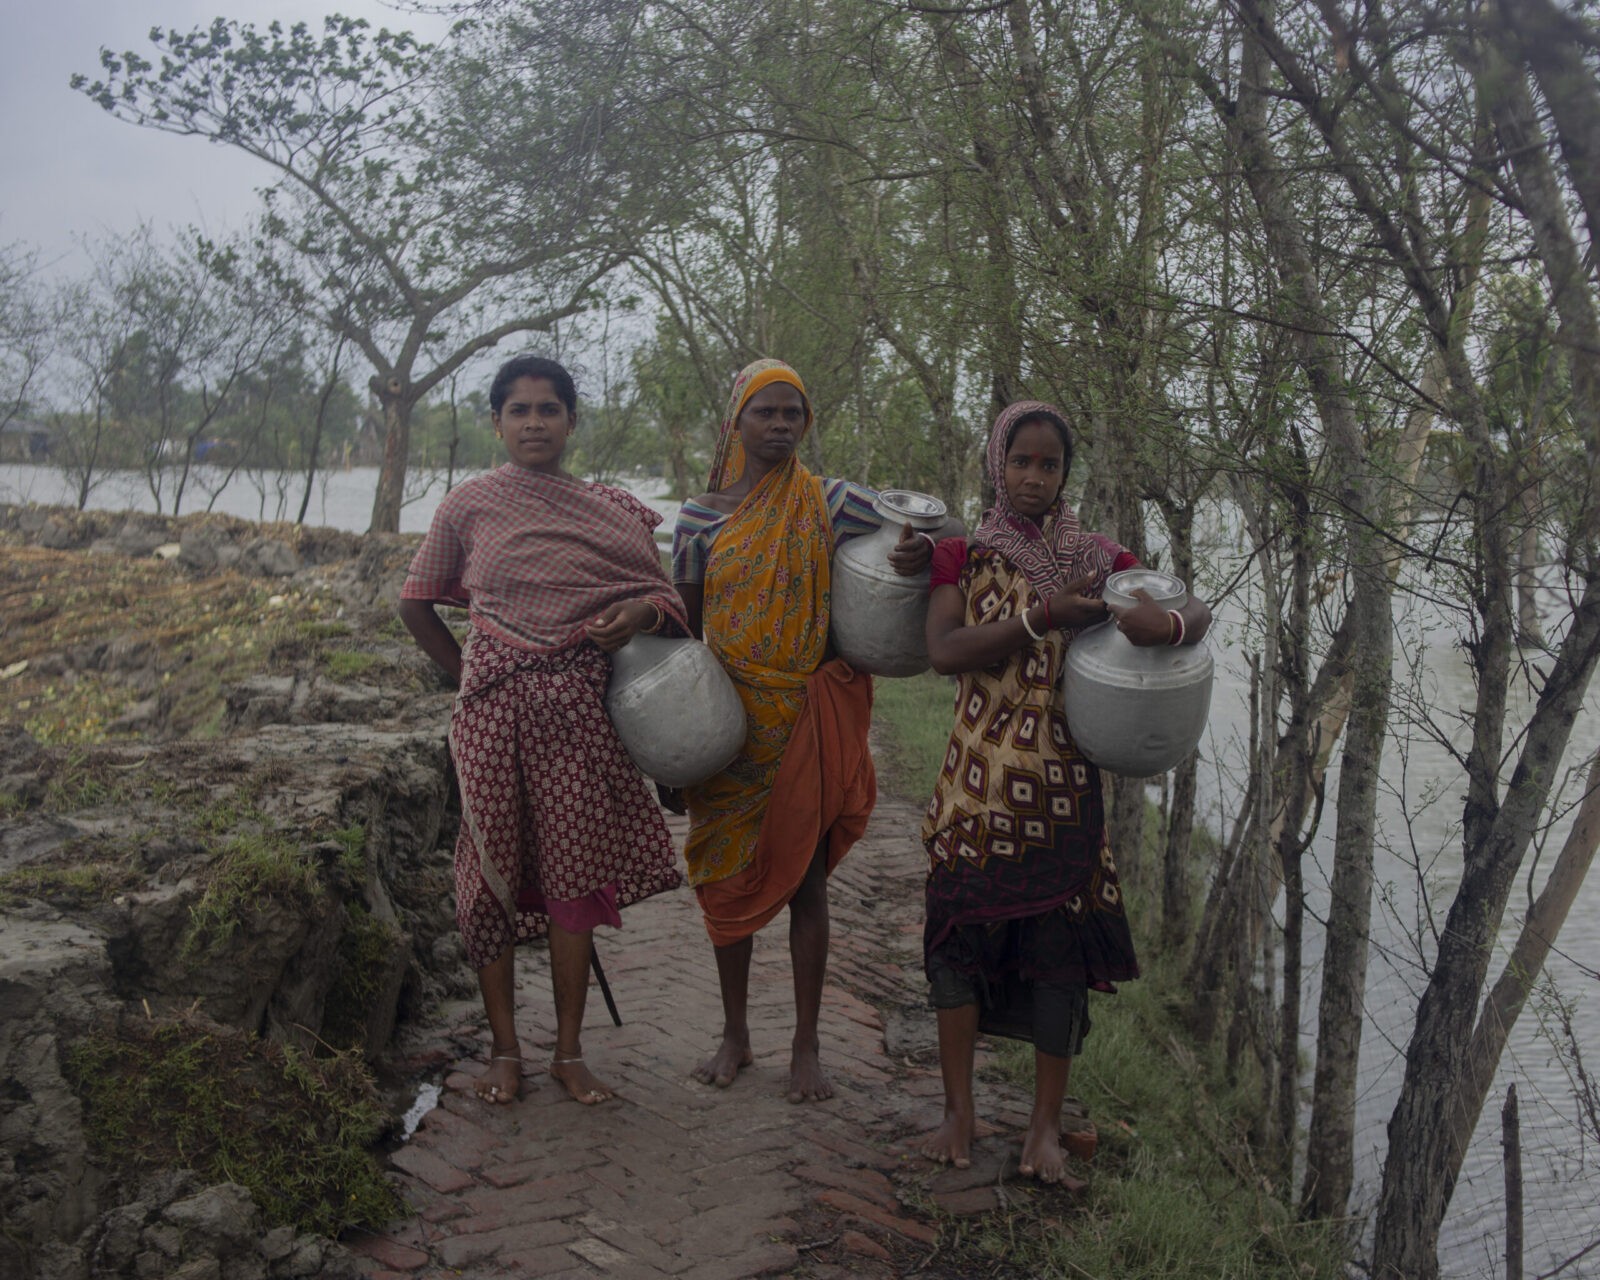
[1061,569,1213,777]
[605,633,745,787]
[830,489,947,677]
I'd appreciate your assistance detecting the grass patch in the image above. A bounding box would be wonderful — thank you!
[322,904,404,1051]
[0,546,319,743]
[332,822,368,881]
[871,669,957,797]
[323,651,380,681]
[41,750,135,812]
[982,959,1343,1277]
[871,672,1348,1277]
[0,861,145,910]
[64,1018,400,1236]
[22,680,135,745]
[183,829,323,955]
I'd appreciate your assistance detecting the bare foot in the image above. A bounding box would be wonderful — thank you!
[919,1110,974,1168]
[1019,1126,1084,1190]
[474,1052,522,1105]
[787,1042,833,1103]
[692,1034,753,1088]
[549,1056,614,1105]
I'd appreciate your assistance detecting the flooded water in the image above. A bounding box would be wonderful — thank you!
[4,462,1596,1276]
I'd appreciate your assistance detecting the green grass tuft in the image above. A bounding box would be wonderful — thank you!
[183,829,323,955]
[871,670,957,798]
[324,651,380,681]
[332,822,368,882]
[64,1019,400,1236]
[322,903,404,1051]
[0,861,145,910]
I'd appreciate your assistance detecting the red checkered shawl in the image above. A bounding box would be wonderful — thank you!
[401,464,685,654]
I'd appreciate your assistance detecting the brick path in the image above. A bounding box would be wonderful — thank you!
[347,797,1079,1279]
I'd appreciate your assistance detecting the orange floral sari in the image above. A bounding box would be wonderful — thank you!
[681,360,876,942]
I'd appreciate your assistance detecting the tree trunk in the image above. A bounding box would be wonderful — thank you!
[369,375,414,534]
[1210,0,1397,1221]
[1503,1085,1523,1280]
[1371,26,1600,1270]
[1371,604,1600,1276]
[1516,498,1543,646]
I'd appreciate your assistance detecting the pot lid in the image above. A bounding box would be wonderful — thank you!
[875,489,947,529]
[1104,568,1187,611]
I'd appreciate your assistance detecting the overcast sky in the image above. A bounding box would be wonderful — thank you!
[0,1,454,275]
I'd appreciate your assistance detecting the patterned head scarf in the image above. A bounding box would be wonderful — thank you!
[707,358,814,493]
[972,399,1108,598]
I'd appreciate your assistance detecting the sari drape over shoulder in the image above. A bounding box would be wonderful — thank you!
[677,359,877,944]
[401,464,685,650]
[403,465,685,967]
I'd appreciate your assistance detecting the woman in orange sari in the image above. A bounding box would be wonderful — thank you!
[672,359,938,1101]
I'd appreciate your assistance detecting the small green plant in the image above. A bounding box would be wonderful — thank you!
[183,830,323,955]
[189,794,263,837]
[42,750,132,812]
[322,904,404,1050]
[332,822,368,881]
[324,651,380,681]
[0,862,143,909]
[64,1019,400,1236]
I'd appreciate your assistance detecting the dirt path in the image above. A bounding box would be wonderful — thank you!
[347,797,1069,1280]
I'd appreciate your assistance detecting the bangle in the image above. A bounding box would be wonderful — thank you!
[1167,610,1184,646]
[915,530,937,553]
[645,601,665,634]
[1020,606,1046,642]
[1042,598,1054,629]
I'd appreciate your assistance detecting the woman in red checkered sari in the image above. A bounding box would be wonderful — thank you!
[399,355,686,1107]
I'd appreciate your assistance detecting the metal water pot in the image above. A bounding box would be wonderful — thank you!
[1061,569,1213,778]
[605,633,746,787]
[830,489,948,677]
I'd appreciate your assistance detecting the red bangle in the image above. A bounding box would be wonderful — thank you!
[1168,610,1185,645]
[1042,598,1054,629]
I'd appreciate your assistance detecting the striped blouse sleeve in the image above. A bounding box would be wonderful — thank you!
[824,478,881,544]
[671,505,719,585]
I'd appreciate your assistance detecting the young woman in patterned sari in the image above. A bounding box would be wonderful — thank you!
[920,400,1211,1182]
[398,355,686,1108]
[672,358,949,1102]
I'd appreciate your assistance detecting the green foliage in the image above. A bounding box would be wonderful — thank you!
[321,903,404,1051]
[0,861,144,910]
[64,1019,399,1236]
[982,960,1344,1277]
[183,829,323,956]
[323,650,380,681]
[870,671,958,799]
[332,822,368,882]
[41,750,133,811]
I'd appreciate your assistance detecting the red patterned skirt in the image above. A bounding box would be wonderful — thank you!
[449,632,681,969]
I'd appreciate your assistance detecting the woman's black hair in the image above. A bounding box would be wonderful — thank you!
[1005,409,1074,479]
[489,355,578,415]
